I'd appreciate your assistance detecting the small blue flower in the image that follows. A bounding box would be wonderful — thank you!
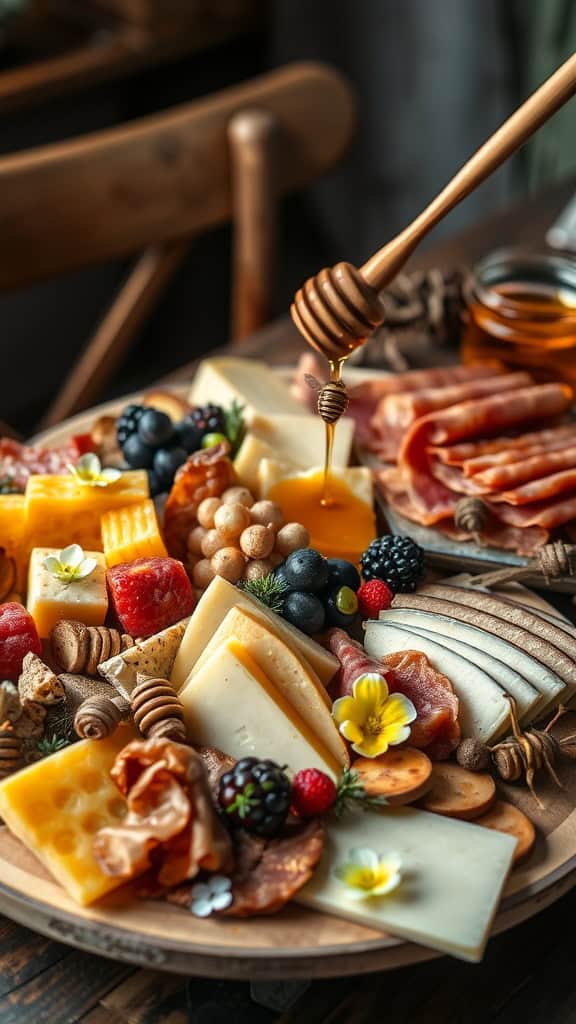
[190,875,233,918]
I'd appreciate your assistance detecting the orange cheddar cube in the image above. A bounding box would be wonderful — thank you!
[25,471,149,551]
[0,494,27,589]
[0,725,135,905]
[101,499,167,567]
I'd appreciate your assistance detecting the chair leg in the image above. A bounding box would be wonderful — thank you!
[228,108,278,342]
[40,241,188,429]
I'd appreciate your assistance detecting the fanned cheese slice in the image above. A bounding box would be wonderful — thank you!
[98,618,189,698]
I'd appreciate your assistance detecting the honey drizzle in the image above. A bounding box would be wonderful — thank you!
[321,358,344,507]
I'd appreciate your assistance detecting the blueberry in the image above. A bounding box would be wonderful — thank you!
[175,416,204,454]
[153,447,188,488]
[146,468,163,497]
[283,591,325,635]
[273,563,295,592]
[283,549,329,593]
[137,408,174,447]
[326,558,361,592]
[324,585,359,628]
[122,433,155,468]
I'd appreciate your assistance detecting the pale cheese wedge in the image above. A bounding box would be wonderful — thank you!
[98,617,190,699]
[170,575,338,690]
[257,459,374,506]
[188,357,304,417]
[364,621,511,743]
[184,606,348,769]
[179,638,342,778]
[249,413,354,470]
[234,435,297,494]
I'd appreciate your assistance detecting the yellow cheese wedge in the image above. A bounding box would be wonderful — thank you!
[101,499,167,567]
[0,494,27,590]
[25,471,149,551]
[0,725,134,905]
[180,639,342,777]
[182,607,348,769]
[27,547,108,638]
[170,575,338,690]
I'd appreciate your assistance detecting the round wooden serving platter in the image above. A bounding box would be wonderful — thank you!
[4,379,574,978]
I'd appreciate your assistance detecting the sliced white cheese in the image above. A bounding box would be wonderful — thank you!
[170,575,338,690]
[364,621,510,743]
[188,357,304,417]
[234,435,298,494]
[179,638,341,777]
[98,618,190,699]
[257,460,374,506]
[249,413,354,470]
[297,806,516,962]
[379,609,541,724]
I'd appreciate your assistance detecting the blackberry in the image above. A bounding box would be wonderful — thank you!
[188,403,226,437]
[218,757,292,837]
[116,404,146,447]
[361,535,425,592]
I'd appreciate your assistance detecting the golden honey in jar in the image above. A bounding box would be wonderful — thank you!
[461,249,576,386]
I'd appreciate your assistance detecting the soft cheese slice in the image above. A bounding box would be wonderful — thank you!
[365,622,511,742]
[258,460,374,506]
[27,547,108,638]
[183,607,348,768]
[249,414,354,470]
[98,617,190,698]
[171,575,338,690]
[180,639,342,777]
[296,806,516,962]
[380,609,541,724]
[0,725,135,905]
[188,357,304,417]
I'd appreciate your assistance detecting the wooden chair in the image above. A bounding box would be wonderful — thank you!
[0,61,355,427]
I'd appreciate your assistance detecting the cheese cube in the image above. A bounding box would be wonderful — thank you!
[25,471,149,551]
[170,575,338,690]
[27,547,108,638]
[297,806,516,962]
[188,357,304,417]
[180,638,342,777]
[101,499,167,567]
[0,494,27,589]
[0,725,134,905]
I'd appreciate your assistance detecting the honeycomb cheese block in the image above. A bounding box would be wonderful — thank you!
[27,547,108,638]
[0,725,135,905]
[170,575,338,690]
[182,607,348,768]
[180,639,342,778]
[101,499,167,567]
[25,471,149,551]
[188,357,304,417]
[0,494,27,589]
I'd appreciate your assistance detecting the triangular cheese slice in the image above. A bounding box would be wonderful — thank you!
[187,607,348,769]
[179,638,343,778]
[98,618,190,698]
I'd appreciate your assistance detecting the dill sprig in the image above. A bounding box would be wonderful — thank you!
[238,572,288,615]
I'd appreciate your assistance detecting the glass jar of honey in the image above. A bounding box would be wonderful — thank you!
[461,248,576,386]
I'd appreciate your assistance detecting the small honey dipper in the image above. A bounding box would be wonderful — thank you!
[291,53,576,375]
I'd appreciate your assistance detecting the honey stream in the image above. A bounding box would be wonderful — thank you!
[321,358,344,507]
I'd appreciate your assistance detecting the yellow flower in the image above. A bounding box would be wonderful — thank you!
[332,672,416,758]
[334,847,402,900]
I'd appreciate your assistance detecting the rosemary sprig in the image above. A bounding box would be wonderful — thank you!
[224,400,246,457]
[334,767,388,817]
[36,733,70,757]
[238,572,288,615]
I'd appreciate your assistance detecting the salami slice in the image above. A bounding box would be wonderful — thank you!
[471,445,576,491]
[490,492,576,529]
[430,423,576,468]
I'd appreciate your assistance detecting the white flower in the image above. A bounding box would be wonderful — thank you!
[42,544,97,584]
[68,453,121,488]
[190,875,233,917]
[333,847,403,900]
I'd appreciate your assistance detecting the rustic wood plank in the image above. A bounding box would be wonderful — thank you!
[100,969,187,1023]
[80,1007,125,1024]
[0,918,70,997]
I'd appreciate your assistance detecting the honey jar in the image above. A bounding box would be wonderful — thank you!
[461,248,576,387]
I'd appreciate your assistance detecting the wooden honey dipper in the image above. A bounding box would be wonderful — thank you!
[291,53,576,366]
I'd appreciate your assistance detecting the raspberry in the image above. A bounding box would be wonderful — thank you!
[0,602,41,680]
[357,579,394,619]
[292,768,337,818]
[107,557,195,638]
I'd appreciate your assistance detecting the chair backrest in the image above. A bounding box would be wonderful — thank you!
[0,61,355,289]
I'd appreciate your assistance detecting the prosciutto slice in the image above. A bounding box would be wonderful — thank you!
[490,492,576,529]
[430,423,576,468]
[493,469,576,506]
[372,373,532,462]
[397,384,573,523]
[472,445,576,490]
[325,629,460,760]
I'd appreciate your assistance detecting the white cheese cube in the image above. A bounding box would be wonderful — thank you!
[27,548,108,638]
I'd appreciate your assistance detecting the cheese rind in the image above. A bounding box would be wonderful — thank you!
[180,639,341,777]
[0,725,134,905]
[98,617,189,698]
[182,607,348,768]
[27,547,108,638]
[188,357,304,417]
[170,575,338,689]
[297,806,516,962]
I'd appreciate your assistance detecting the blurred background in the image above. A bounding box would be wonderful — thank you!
[1,0,576,433]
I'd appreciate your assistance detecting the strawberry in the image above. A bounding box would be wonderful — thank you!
[357,578,393,619]
[292,769,337,818]
[0,602,41,680]
[107,556,195,638]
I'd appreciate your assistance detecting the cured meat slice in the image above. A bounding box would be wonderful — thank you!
[398,384,573,523]
[430,423,576,468]
[372,373,532,462]
[463,431,576,477]
[325,629,460,760]
[431,459,492,496]
[0,435,94,490]
[473,445,576,490]
[489,492,576,530]
[493,468,576,506]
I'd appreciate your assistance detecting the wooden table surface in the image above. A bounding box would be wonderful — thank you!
[3,179,576,1023]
